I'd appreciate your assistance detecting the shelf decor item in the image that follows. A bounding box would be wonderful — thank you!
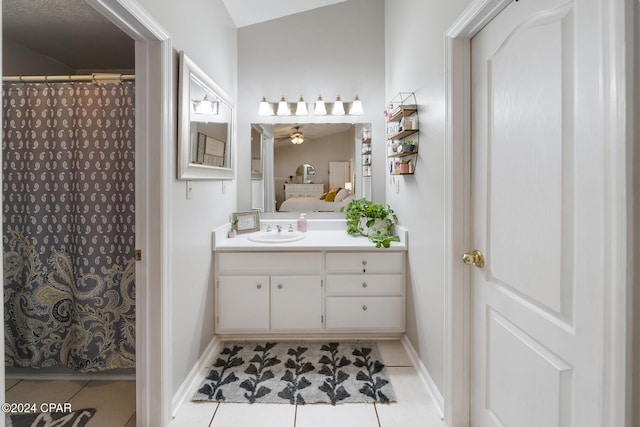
[341,198,400,248]
[385,92,418,175]
[400,159,411,174]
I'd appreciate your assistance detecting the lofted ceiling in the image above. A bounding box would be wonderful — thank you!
[3,0,135,72]
[2,0,348,73]
[221,0,348,28]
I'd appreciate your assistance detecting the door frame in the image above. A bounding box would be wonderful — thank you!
[443,1,634,426]
[86,1,173,425]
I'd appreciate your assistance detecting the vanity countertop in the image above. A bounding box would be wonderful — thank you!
[212,221,407,252]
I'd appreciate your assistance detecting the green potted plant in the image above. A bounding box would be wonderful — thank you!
[228,218,238,238]
[401,139,416,153]
[341,198,400,248]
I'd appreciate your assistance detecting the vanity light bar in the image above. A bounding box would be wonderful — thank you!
[258,95,364,116]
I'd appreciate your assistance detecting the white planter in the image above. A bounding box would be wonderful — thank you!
[358,217,393,237]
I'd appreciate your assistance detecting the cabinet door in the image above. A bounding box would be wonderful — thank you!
[217,276,269,332]
[270,275,322,331]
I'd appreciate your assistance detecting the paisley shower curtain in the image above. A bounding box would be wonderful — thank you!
[2,81,136,372]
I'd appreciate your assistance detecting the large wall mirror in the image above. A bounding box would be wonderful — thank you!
[178,51,234,179]
[251,123,372,213]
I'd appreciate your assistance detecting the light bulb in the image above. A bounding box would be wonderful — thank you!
[350,95,364,115]
[314,95,327,115]
[332,95,345,115]
[276,96,290,116]
[258,96,272,116]
[295,96,308,116]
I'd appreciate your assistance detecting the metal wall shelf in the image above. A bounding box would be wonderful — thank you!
[386,92,418,175]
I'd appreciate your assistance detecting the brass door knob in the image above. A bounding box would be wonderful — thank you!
[462,250,485,268]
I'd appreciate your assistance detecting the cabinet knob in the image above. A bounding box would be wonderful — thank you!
[362,282,368,288]
[277,284,283,289]
[362,305,368,311]
[256,283,262,289]
[362,260,368,266]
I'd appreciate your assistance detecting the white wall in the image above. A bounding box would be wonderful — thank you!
[237,0,386,211]
[135,0,238,399]
[385,0,472,395]
[275,129,354,185]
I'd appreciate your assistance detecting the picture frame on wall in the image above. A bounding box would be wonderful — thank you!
[196,133,225,167]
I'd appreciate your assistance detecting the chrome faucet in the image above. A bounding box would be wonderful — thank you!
[276,225,282,232]
[288,224,294,232]
[266,225,272,232]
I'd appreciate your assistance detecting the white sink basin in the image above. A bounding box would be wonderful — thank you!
[247,231,306,244]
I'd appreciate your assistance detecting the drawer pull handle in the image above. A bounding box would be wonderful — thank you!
[362,305,368,311]
[362,282,368,288]
[277,284,283,289]
[257,284,262,289]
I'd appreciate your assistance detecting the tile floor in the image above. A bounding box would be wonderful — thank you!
[4,378,136,426]
[3,341,444,427]
[170,340,445,427]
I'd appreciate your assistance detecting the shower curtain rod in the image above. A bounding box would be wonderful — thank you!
[2,73,135,83]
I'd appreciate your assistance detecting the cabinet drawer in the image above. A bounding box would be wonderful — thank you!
[326,275,403,296]
[218,252,322,274]
[325,252,403,274]
[325,297,404,331]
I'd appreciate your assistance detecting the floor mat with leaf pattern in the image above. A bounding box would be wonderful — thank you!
[192,342,396,405]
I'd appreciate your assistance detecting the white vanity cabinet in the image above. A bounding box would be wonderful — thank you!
[216,252,323,333]
[325,252,405,332]
[215,248,405,336]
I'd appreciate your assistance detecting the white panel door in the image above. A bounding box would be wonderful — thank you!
[470,1,605,426]
[329,161,350,189]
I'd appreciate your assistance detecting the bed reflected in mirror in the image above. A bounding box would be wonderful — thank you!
[251,123,371,213]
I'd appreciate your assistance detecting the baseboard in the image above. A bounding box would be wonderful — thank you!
[400,335,445,418]
[171,335,223,418]
[216,333,404,341]
[5,367,135,381]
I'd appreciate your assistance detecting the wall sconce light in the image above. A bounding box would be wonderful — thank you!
[332,95,345,116]
[350,95,363,115]
[259,94,363,117]
[314,95,327,116]
[277,96,290,116]
[258,96,273,116]
[193,94,219,115]
[296,96,308,116]
[344,182,353,192]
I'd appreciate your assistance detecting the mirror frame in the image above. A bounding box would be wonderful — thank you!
[178,51,234,180]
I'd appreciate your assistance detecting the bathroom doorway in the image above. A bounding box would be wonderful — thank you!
[2,0,136,423]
